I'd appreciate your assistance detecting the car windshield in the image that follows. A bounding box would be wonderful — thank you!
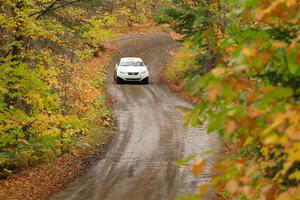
[120,61,144,66]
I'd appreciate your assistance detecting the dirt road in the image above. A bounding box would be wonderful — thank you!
[50,33,221,200]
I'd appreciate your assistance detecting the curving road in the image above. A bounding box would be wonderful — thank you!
[50,33,221,200]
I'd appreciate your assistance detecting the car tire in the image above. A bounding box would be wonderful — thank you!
[143,77,149,84]
[116,77,123,84]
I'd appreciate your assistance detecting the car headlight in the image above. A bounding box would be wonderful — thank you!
[140,70,148,74]
[119,71,126,74]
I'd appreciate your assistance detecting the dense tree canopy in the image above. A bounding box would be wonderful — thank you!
[159,0,300,199]
[0,0,110,176]
[0,0,168,178]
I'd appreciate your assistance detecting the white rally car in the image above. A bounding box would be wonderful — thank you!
[114,57,149,84]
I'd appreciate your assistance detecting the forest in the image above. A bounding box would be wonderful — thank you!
[0,0,164,176]
[159,0,300,199]
[1,0,300,199]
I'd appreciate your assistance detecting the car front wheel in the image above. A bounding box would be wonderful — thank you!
[116,77,123,84]
[142,77,149,84]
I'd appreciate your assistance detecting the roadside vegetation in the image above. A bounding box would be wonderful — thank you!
[2,0,299,199]
[0,0,168,179]
[0,0,113,179]
[0,0,171,199]
[158,0,300,199]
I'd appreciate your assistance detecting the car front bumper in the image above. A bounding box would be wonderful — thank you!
[117,72,149,81]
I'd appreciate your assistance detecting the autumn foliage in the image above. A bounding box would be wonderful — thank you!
[0,0,118,177]
[160,0,300,199]
[0,0,169,179]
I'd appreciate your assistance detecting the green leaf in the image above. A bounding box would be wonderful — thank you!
[287,51,300,76]
[175,155,196,166]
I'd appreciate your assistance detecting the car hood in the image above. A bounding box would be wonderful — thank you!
[118,66,148,72]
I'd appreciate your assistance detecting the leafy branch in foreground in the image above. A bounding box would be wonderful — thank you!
[159,0,300,199]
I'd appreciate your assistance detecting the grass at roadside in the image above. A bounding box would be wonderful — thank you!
[161,44,200,104]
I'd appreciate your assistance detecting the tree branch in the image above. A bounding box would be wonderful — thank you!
[29,0,83,20]
[29,0,62,19]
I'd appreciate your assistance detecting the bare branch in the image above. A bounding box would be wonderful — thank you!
[29,0,62,19]
[29,0,83,20]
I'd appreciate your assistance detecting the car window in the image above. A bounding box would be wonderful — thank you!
[120,61,144,66]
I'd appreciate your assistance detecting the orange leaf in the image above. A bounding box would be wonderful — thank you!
[226,119,237,134]
[192,158,206,177]
[247,91,259,103]
[225,179,239,194]
[286,126,300,141]
[286,0,297,7]
[260,183,278,200]
[272,41,286,48]
[207,84,221,102]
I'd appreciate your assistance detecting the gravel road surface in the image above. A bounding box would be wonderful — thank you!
[50,33,221,200]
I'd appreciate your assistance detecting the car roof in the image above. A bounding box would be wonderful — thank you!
[120,57,143,62]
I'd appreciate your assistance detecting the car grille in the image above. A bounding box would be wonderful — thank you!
[128,72,139,75]
[126,78,141,81]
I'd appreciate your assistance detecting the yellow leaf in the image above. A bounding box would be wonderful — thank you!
[192,158,205,177]
[199,184,209,196]
[264,135,279,145]
[242,47,257,57]
[262,113,287,135]
[175,105,192,113]
[272,41,286,48]
[282,161,293,174]
[17,139,29,145]
[288,171,300,180]
[211,67,225,77]
[288,151,300,163]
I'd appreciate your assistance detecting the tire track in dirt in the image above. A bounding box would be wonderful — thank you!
[50,33,221,200]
